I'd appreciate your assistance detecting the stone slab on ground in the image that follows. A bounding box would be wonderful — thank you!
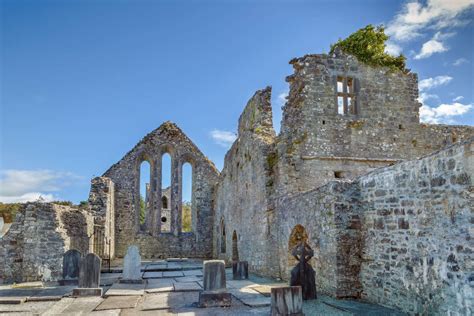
[174,276,202,282]
[0,300,57,314]
[72,288,103,297]
[101,273,122,285]
[27,295,62,302]
[145,264,167,271]
[163,271,184,278]
[251,284,287,297]
[105,283,145,296]
[143,271,163,278]
[141,292,199,311]
[59,296,104,314]
[173,281,202,291]
[95,295,141,310]
[145,279,174,293]
[182,269,203,277]
[90,309,121,315]
[230,288,271,307]
[227,280,257,289]
[198,290,232,308]
[42,298,75,315]
[166,263,183,270]
[0,296,26,304]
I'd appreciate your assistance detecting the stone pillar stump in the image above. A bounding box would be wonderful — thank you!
[198,260,231,307]
[271,286,303,316]
[232,261,248,280]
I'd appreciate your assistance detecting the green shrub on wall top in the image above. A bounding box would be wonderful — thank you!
[330,24,408,73]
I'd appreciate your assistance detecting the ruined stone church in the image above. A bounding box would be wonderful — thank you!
[1,50,473,315]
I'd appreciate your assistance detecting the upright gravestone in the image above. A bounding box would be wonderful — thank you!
[120,245,143,283]
[59,249,81,285]
[72,253,102,297]
[232,261,249,280]
[271,286,303,316]
[199,260,231,307]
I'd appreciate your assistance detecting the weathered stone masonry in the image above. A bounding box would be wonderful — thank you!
[99,122,220,258]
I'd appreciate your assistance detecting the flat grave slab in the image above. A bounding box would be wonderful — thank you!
[0,300,57,314]
[42,298,75,315]
[166,263,183,270]
[145,264,167,271]
[90,308,121,315]
[163,271,184,278]
[251,283,287,297]
[60,296,103,314]
[173,281,202,291]
[105,283,145,296]
[100,273,122,286]
[227,280,258,289]
[229,288,271,307]
[141,292,199,311]
[182,270,203,277]
[95,295,140,310]
[145,279,174,293]
[174,276,202,283]
[143,271,163,278]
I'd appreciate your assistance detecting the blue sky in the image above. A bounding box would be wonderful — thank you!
[1,0,473,203]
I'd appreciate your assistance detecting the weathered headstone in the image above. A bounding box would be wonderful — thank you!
[72,253,102,297]
[59,249,81,285]
[120,245,143,283]
[232,261,249,280]
[198,260,231,307]
[271,286,303,316]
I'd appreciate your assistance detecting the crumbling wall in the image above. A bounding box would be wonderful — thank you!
[89,176,115,259]
[276,181,362,297]
[214,87,279,277]
[276,51,474,195]
[0,203,93,283]
[102,122,220,258]
[357,138,473,315]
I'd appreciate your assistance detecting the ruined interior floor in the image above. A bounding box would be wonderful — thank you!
[0,259,404,315]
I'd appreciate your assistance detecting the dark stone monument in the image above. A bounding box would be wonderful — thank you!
[59,249,81,285]
[271,286,303,316]
[290,241,317,300]
[198,260,231,307]
[232,261,248,280]
[72,253,102,297]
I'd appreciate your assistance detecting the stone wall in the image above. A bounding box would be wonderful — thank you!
[213,87,279,277]
[357,138,473,315]
[276,51,474,195]
[102,122,220,258]
[89,176,115,259]
[0,203,93,283]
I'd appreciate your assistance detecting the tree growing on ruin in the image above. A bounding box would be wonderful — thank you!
[330,24,408,73]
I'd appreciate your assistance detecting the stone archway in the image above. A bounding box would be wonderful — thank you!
[232,230,239,262]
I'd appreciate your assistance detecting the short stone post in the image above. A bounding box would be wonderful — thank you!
[72,253,102,297]
[232,261,249,280]
[198,260,231,307]
[120,245,143,283]
[59,249,81,285]
[271,286,303,316]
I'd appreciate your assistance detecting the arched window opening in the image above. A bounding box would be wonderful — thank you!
[288,224,309,275]
[139,161,151,231]
[220,219,226,254]
[182,162,193,232]
[161,153,172,233]
[232,230,239,261]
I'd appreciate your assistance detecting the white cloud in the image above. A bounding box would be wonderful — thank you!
[386,0,474,42]
[414,32,452,59]
[420,102,473,123]
[453,96,464,102]
[209,129,237,148]
[0,169,79,203]
[277,91,289,107]
[418,92,438,104]
[418,75,453,91]
[453,58,469,66]
[385,42,403,56]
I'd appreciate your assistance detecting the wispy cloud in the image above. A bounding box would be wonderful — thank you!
[385,41,403,56]
[414,32,452,59]
[419,92,439,104]
[0,169,80,203]
[453,96,464,102]
[386,0,474,42]
[209,129,237,148]
[277,91,289,107]
[420,102,473,124]
[453,57,469,66]
[418,75,453,91]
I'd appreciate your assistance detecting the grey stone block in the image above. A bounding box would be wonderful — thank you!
[198,290,232,307]
[202,260,226,291]
[232,261,249,280]
[72,288,103,297]
[271,286,303,316]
